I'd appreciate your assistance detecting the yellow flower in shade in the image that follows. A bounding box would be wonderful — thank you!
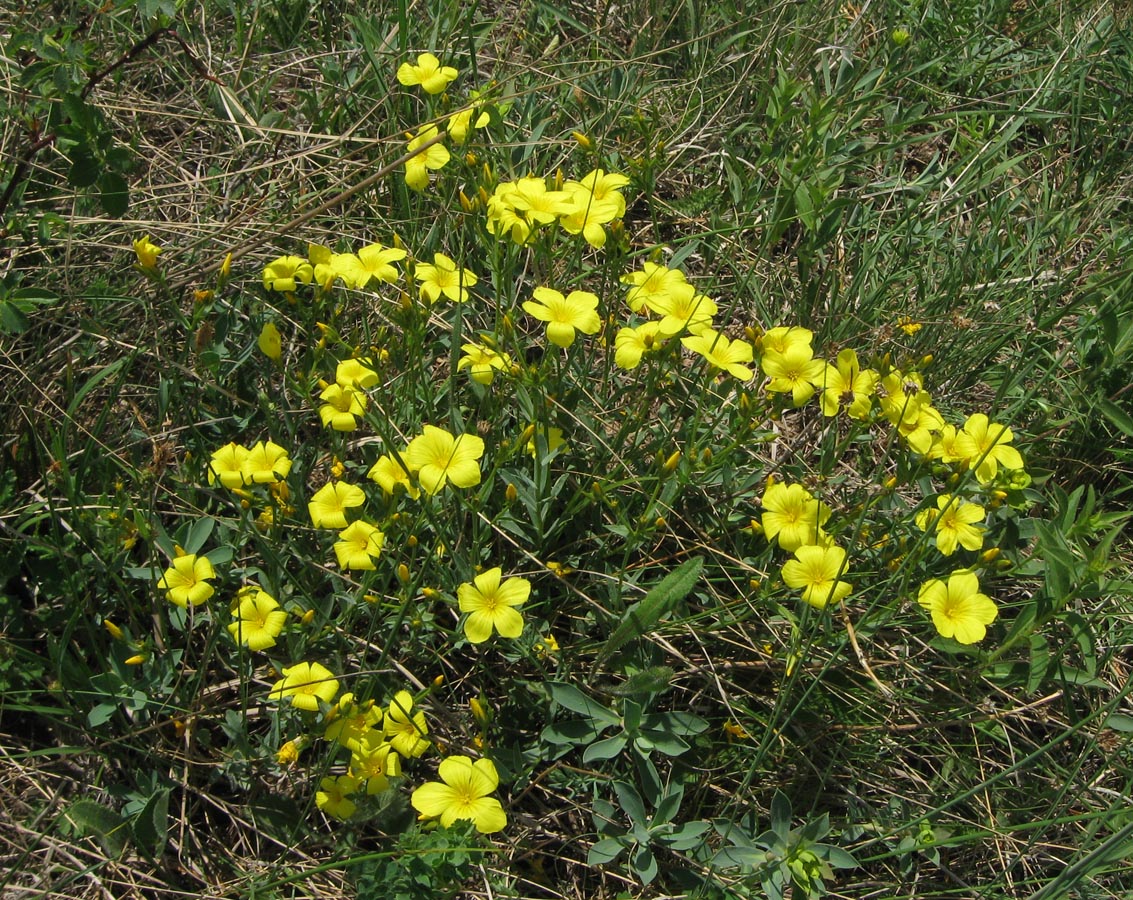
[526,426,566,458]
[653,285,717,336]
[457,567,531,643]
[621,262,688,314]
[916,495,986,556]
[133,235,161,269]
[227,586,287,651]
[268,661,339,711]
[308,481,366,529]
[366,453,420,499]
[961,413,1025,483]
[414,252,477,304]
[681,329,754,380]
[396,52,459,94]
[340,243,407,288]
[781,544,852,609]
[819,348,879,419]
[258,322,282,361]
[614,321,665,369]
[158,553,216,608]
[411,756,507,834]
[243,440,292,484]
[458,342,511,384]
[447,97,491,143]
[316,774,358,820]
[319,383,367,431]
[333,520,385,570]
[208,442,250,489]
[918,570,998,644]
[384,690,431,758]
[523,287,601,348]
[760,481,831,551]
[262,255,313,292]
[404,425,485,494]
[335,358,379,390]
[759,326,813,356]
[350,731,401,794]
[405,124,451,191]
[762,343,827,406]
[324,693,382,751]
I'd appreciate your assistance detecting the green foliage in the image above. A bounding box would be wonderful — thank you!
[352,823,483,900]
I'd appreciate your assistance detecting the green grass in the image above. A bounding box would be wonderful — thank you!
[3,0,1133,898]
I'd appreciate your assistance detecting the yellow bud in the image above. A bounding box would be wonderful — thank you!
[398,563,410,583]
[470,697,491,726]
[553,167,564,191]
[407,534,418,548]
[921,354,934,367]
[219,251,233,278]
[518,424,536,447]
[478,185,490,206]
[276,738,302,765]
[663,450,681,472]
[505,483,518,503]
[104,620,123,640]
[300,609,316,625]
[980,547,1001,564]
[459,189,473,212]
[749,578,761,591]
[654,516,666,529]
[885,475,899,489]
[421,587,439,599]
[124,654,146,666]
[701,447,713,463]
[193,289,214,304]
[464,151,477,166]
[571,130,592,149]
[433,674,445,687]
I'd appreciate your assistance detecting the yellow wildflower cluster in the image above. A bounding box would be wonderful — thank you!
[486,169,629,248]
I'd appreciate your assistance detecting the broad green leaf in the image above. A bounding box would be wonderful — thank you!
[587,837,625,866]
[596,557,703,669]
[546,683,620,725]
[63,799,128,857]
[613,781,647,825]
[131,788,169,858]
[582,734,627,763]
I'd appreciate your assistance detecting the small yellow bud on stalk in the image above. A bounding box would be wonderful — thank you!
[104,620,124,640]
[124,654,146,666]
[398,563,411,583]
[505,483,518,503]
[663,450,681,473]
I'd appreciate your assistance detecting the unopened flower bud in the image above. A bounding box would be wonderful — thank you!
[301,609,316,625]
[398,563,410,583]
[124,654,146,665]
[505,483,518,503]
[663,450,681,473]
[104,620,124,640]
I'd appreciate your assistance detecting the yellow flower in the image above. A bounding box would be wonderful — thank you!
[447,97,490,143]
[961,413,1025,483]
[411,756,507,833]
[523,287,601,348]
[614,321,665,369]
[819,348,878,419]
[275,738,303,765]
[308,481,366,529]
[335,358,379,390]
[396,52,458,94]
[257,322,283,361]
[366,453,420,499]
[341,243,407,288]
[227,586,287,651]
[384,690,430,757]
[760,481,830,551]
[621,262,687,314]
[916,495,986,556]
[318,383,367,431]
[681,329,754,380]
[268,661,340,711]
[325,693,382,751]
[157,553,216,608]
[526,426,566,458]
[133,235,161,269]
[316,774,358,820]
[243,440,292,484]
[457,567,530,643]
[350,731,400,794]
[333,520,385,570]
[918,570,997,644]
[652,285,717,337]
[762,343,826,406]
[759,326,813,355]
[458,342,511,384]
[781,544,852,609]
[415,253,478,304]
[208,442,250,489]
[508,175,575,226]
[404,425,485,494]
[405,124,451,191]
[262,255,313,292]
